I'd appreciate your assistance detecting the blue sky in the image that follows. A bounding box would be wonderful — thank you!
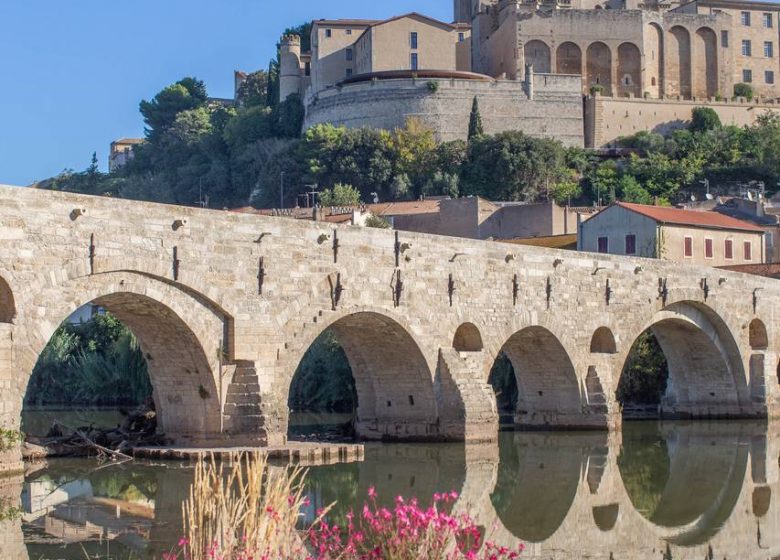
[0,1,450,186]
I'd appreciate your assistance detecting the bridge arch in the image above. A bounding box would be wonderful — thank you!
[17,272,227,442]
[591,327,617,354]
[618,301,750,419]
[453,322,484,352]
[494,325,583,428]
[749,319,768,350]
[593,504,620,531]
[0,275,15,323]
[282,309,438,441]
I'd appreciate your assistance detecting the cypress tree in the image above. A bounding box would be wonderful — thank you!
[468,96,484,140]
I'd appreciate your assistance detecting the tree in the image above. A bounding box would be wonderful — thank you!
[589,161,619,204]
[319,183,362,206]
[617,175,652,204]
[733,82,754,101]
[391,117,438,196]
[236,71,270,108]
[467,97,484,140]
[461,131,570,201]
[689,107,721,133]
[223,105,273,149]
[139,78,208,141]
[550,175,581,205]
[271,93,305,137]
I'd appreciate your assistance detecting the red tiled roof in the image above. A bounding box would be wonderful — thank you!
[615,202,765,232]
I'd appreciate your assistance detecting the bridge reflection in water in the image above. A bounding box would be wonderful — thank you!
[4,421,779,559]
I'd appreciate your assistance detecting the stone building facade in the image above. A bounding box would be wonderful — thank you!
[273,1,780,146]
[579,201,767,265]
[466,0,780,100]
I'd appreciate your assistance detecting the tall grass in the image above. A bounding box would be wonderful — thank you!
[181,453,321,560]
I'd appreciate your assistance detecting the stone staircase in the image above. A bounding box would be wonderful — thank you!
[223,360,267,445]
[277,309,335,367]
[585,366,608,414]
[436,348,497,443]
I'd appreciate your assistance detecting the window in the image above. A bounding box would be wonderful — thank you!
[325,28,332,38]
[346,48,353,61]
[767,70,775,84]
[305,62,311,76]
[744,241,753,260]
[742,39,752,56]
[625,234,636,255]
[598,236,609,253]
[410,52,418,70]
[346,28,352,35]
[705,238,714,259]
[410,32,418,49]
[764,13,773,28]
[458,32,465,42]
[744,69,754,83]
[346,68,353,77]
[765,41,774,58]
[684,236,693,257]
[721,30,729,48]
[742,11,751,26]
[725,239,733,259]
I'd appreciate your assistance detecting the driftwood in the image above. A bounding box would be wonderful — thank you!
[24,404,165,461]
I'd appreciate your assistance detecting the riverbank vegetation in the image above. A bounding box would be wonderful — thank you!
[25,313,151,407]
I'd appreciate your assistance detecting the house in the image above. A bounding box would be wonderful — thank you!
[238,198,597,243]
[108,138,143,172]
[579,202,766,266]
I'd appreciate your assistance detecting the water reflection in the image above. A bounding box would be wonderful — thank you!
[6,421,780,559]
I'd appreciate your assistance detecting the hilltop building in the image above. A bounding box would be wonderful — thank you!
[269,0,780,147]
[108,138,143,172]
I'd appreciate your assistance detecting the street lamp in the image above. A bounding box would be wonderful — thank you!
[280,171,286,209]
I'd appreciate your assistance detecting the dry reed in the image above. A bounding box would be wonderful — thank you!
[182,452,324,560]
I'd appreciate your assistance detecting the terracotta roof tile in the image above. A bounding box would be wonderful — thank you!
[615,202,765,232]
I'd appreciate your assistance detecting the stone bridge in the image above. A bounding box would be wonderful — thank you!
[1,185,780,471]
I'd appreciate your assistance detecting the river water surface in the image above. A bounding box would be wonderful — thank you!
[2,418,779,559]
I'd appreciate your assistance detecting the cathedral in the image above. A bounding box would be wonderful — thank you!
[266,0,780,147]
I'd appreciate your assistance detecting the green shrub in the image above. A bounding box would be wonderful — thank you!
[689,107,722,133]
[733,83,754,101]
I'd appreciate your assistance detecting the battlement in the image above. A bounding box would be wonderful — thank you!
[280,34,301,46]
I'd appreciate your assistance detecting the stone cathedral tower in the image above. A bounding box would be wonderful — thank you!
[453,0,472,22]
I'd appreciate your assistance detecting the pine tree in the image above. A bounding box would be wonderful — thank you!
[467,96,484,140]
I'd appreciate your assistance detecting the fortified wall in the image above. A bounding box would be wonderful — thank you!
[586,94,780,147]
[304,72,584,147]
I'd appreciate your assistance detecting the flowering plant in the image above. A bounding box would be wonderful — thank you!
[308,488,524,560]
[163,454,522,560]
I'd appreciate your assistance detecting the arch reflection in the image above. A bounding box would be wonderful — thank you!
[490,432,600,542]
[618,423,749,546]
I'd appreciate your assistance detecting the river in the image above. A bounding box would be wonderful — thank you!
[1,417,778,559]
